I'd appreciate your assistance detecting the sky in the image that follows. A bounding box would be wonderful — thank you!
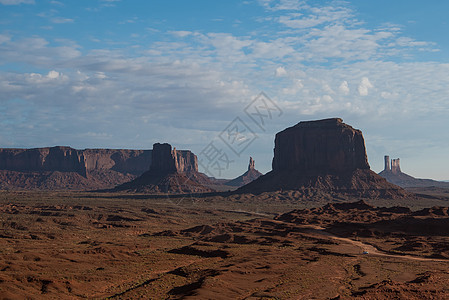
[1,0,449,180]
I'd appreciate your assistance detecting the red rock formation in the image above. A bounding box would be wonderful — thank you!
[113,143,213,194]
[248,157,255,171]
[0,145,200,191]
[379,155,449,188]
[238,118,408,198]
[225,157,263,187]
[0,147,152,177]
[272,118,369,174]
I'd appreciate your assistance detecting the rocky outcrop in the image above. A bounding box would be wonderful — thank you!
[112,143,213,194]
[248,157,255,170]
[379,155,449,188]
[225,157,263,187]
[238,118,408,198]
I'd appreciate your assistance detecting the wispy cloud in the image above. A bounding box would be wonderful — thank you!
[51,17,74,24]
[0,0,34,5]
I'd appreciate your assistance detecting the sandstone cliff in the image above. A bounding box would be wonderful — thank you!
[0,146,152,177]
[272,118,369,174]
[238,118,408,199]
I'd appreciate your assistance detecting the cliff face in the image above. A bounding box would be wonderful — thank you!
[238,118,408,199]
[272,118,370,174]
[113,143,211,194]
[83,149,152,175]
[0,146,151,177]
[149,143,198,174]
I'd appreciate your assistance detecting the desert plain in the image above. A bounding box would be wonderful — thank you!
[1,188,449,299]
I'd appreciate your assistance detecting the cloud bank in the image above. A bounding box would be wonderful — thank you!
[1,0,449,178]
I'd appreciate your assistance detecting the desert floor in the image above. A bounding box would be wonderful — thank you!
[1,190,449,299]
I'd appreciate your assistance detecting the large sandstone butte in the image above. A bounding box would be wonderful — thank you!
[113,143,213,194]
[238,118,408,198]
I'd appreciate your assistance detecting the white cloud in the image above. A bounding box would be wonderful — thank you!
[51,17,74,24]
[0,37,81,66]
[0,34,11,44]
[358,77,373,96]
[25,70,68,84]
[275,66,287,77]
[277,3,352,28]
[47,70,61,79]
[169,31,193,38]
[339,80,349,95]
[0,0,34,4]
[260,0,307,11]
[282,79,303,95]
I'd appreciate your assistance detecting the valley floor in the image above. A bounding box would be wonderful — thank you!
[1,190,449,299]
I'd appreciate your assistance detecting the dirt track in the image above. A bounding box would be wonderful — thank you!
[307,225,449,263]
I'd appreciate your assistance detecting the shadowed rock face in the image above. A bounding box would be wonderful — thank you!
[149,143,199,174]
[238,118,408,198]
[150,143,177,173]
[272,118,370,174]
[112,143,212,194]
[0,146,152,177]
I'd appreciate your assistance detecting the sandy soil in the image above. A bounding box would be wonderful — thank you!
[1,190,449,299]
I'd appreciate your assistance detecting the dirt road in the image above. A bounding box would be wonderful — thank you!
[305,225,449,263]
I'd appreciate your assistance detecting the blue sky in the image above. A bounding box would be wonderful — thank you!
[1,0,449,180]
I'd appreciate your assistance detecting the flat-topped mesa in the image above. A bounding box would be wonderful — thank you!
[272,118,370,174]
[0,146,88,177]
[0,146,153,178]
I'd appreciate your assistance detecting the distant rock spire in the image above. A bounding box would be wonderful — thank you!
[248,157,255,171]
[391,158,401,174]
[384,155,390,171]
